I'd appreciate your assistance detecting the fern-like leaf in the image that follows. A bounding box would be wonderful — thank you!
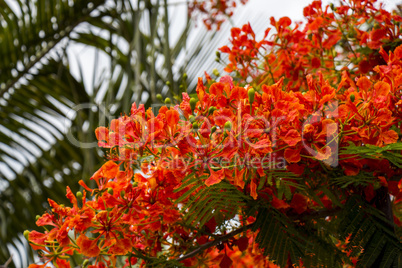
[176,178,251,229]
[338,195,402,268]
[252,207,345,268]
[340,142,402,167]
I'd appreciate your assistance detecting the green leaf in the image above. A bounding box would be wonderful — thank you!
[180,180,250,229]
[252,207,345,268]
[338,196,402,268]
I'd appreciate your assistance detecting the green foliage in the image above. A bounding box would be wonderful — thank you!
[248,194,401,267]
[330,172,377,188]
[0,0,106,90]
[176,174,251,229]
[0,61,87,266]
[338,195,402,268]
[341,142,402,168]
[251,206,346,268]
[171,166,399,267]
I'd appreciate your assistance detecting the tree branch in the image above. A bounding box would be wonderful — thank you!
[175,223,254,263]
[174,207,342,263]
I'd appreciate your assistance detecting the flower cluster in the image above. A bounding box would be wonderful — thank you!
[189,0,248,30]
[27,0,402,267]
[27,44,402,267]
[219,0,402,90]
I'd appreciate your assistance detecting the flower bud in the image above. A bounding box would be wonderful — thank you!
[208,106,216,115]
[350,94,355,103]
[76,191,83,200]
[347,29,356,38]
[192,122,199,130]
[83,259,89,267]
[224,121,232,131]
[166,81,171,86]
[183,73,188,80]
[211,126,217,135]
[23,230,30,240]
[248,88,255,104]
[36,215,40,221]
[190,98,197,112]
[189,115,195,123]
[133,182,138,187]
[216,51,221,59]
[107,188,113,195]
[165,98,171,104]
[120,190,126,198]
[156,94,163,102]
[212,68,220,76]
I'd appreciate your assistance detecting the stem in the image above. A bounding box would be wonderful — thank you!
[1,255,13,268]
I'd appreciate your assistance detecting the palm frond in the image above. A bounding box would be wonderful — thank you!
[0,0,106,97]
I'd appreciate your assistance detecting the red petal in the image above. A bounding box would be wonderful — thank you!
[284,147,301,163]
[236,236,249,252]
[205,168,225,186]
[28,230,48,245]
[102,161,119,179]
[55,259,71,268]
[271,196,290,210]
[290,193,308,214]
[76,235,100,257]
[36,213,55,227]
[166,109,180,127]
[219,255,233,268]
[95,127,109,142]
[205,216,217,233]
[283,129,301,146]
[66,186,77,208]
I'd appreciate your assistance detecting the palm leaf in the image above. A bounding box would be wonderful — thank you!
[0,0,107,95]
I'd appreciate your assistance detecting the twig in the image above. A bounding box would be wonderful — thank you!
[174,207,342,263]
[0,255,13,268]
[175,223,254,262]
